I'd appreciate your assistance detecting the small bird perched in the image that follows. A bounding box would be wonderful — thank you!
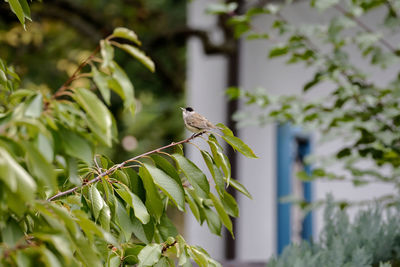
[181,107,219,136]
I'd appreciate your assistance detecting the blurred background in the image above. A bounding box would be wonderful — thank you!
[2,0,400,265]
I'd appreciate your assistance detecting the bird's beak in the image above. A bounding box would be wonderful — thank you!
[180,107,185,111]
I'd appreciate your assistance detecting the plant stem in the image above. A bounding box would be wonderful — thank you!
[47,132,204,201]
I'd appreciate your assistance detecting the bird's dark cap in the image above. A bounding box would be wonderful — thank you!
[184,107,194,112]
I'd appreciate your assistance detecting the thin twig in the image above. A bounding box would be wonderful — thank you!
[47,132,205,201]
[334,4,398,55]
[52,45,100,99]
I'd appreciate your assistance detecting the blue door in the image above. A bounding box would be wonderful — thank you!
[276,123,313,254]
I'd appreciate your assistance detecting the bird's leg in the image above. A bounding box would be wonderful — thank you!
[192,131,206,139]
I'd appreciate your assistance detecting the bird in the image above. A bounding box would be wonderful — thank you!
[180,107,219,136]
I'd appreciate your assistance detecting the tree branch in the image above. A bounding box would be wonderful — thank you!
[334,4,399,56]
[47,132,205,201]
[148,27,235,55]
[52,45,100,99]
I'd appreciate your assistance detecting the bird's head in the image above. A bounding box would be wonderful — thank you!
[180,107,194,115]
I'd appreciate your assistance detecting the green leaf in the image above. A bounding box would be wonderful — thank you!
[89,185,104,221]
[111,62,135,115]
[115,184,150,224]
[139,166,163,222]
[24,142,56,191]
[37,133,54,162]
[0,147,36,201]
[201,150,224,194]
[19,0,31,20]
[1,219,23,247]
[185,189,201,222]
[229,178,252,199]
[206,2,237,14]
[40,248,62,267]
[151,154,181,185]
[123,244,144,265]
[221,135,257,158]
[311,0,340,10]
[171,154,210,199]
[154,257,173,267]
[9,0,25,25]
[210,193,233,236]
[187,246,209,267]
[101,40,114,69]
[269,45,289,58]
[60,129,93,164]
[114,198,134,242]
[92,66,111,105]
[157,213,178,242]
[137,243,163,267]
[131,215,154,244]
[24,93,43,118]
[215,123,233,136]
[208,136,231,183]
[99,204,111,231]
[221,191,239,217]
[203,207,222,236]
[112,27,141,46]
[143,163,185,211]
[119,44,155,72]
[73,88,113,145]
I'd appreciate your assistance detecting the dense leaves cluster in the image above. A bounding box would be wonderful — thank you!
[224,0,400,205]
[268,198,400,267]
[0,3,256,266]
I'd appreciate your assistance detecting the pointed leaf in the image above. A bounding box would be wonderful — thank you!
[111,62,135,115]
[171,154,210,199]
[112,27,141,45]
[73,87,112,133]
[92,66,111,105]
[215,123,233,136]
[229,178,252,199]
[221,135,257,158]
[139,166,163,222]
[114,198,134,242]
[209,193,233,236]
[143,163,185,211]
[0,147,36,201]
[208,136,231,183]
[89,185,104,220]
[221,191,239,217]
[99,204,111,231]
[203,207,222,236]
[9,0,25,25]
[201,150,224,194]
[131,215,154,244]
[101,40,114,69]
[24,142,56,191]
[115,185,150,224]
[137,243,162,267]
[151,154,181,185]
[60,130,93,164]
[119,44,155,72]
[25,93,43,118]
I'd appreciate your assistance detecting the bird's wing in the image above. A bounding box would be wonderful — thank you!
[186,113,215,129]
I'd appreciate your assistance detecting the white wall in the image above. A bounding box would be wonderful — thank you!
[185,0,227,260]
[187,0,399,262]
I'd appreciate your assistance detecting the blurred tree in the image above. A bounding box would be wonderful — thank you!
[223,0,400,208]
[0,2,256,265]
[0,0,187,162]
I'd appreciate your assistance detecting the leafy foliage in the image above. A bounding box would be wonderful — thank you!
[0,3,256,266]
[225,0,400,206]
[268,198,400,267]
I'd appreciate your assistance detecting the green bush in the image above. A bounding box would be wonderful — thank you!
[268,198,400,267]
